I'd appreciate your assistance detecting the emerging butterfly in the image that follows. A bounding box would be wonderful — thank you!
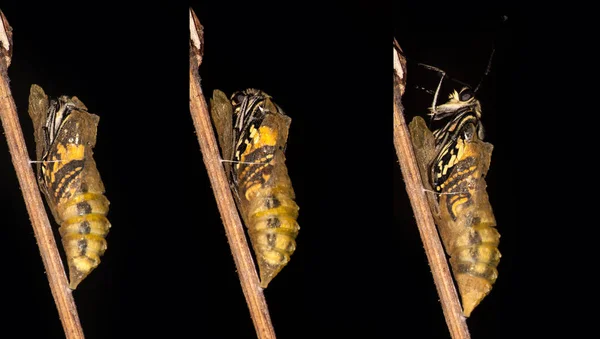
[28,84,111,289]
[210,88,300,288]
[410,85,501,317]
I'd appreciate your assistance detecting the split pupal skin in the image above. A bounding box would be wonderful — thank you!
[409,87,501,317]
[211,88,300,288]
[28,84,111,289]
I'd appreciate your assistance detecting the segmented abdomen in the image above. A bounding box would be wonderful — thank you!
[409,115,500,317]
[56,191,110,289]
[235,123,299,288]
[434,135,500,317]
[28,85,111,289]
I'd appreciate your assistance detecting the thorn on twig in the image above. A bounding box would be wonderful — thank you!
[0,10,13,68]
[189,8,204,67]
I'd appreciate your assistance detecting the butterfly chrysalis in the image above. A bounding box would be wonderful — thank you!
[210,88,300,288]
[410,85,501,317]
[28,84,111,289]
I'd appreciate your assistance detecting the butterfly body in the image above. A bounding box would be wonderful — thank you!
[410,87,500,317]
[29,84,110,289]
[211,89,299,288]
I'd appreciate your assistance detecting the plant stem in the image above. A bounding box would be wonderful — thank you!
[189,8,276,339]
[393,39,470,339]
[0,9,84,339]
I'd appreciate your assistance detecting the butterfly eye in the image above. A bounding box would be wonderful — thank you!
[232,92,246,106]
[459,88,474,101]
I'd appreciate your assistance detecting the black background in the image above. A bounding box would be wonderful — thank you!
[0,2,549,339]
[394,6,522,339]
[394,5,576,339]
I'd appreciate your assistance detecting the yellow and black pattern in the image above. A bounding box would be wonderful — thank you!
[410,87,500,317]
[211,88,299,288]
[28,84,111,289]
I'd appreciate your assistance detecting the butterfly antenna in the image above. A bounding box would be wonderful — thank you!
[474,47,495,93]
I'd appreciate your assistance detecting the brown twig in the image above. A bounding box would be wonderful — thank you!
[189,8,276,339]
[393,39,471,339]
[0,9,85,339]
